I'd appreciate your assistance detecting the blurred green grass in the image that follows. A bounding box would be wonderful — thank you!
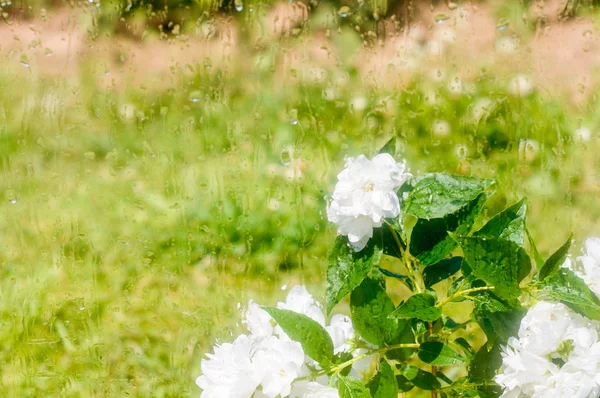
[3,3,600,395]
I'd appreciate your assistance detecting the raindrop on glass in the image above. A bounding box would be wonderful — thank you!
[280,149,292,166]
[189,91,202,103]
[435,13,449,23]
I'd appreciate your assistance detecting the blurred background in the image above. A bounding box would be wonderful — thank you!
[2,0,600,395]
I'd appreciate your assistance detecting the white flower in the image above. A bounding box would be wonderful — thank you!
[326,153,410,251]
[277,285,326,326]
[196,334,262,398]
[496,301,600,397]
[568,237,600,297]
[254,336,305,398]
[326,314,355,354]
[289,380,339,397]
[243,300,273,339]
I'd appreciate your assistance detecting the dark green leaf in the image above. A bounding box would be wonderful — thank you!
[375,222,407,260]
[423,257,462,288]
[397,364,440,390]
[379,136,396,156]
[367,359,398,398]
[263,307,333,367]
[539,234,572,281]
[460,237,531,300]
[410,192,489,266]
[469,342,502,382]
[541,268,600,320]
[474,198,527,246]
[338,376,372,398]
[471,291,525,344]
[404,173,493,220]
[454,338,474,358]
[389,293,442,322]
[327,236,383,314]
[350,278,397,346]
[418,341,465,366]
[377,267,414,291]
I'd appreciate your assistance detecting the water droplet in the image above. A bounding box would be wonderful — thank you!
[435,13,449,23]
[338,6,350,17]
[289,109,298,125]
[20,54,29,68]
[446,1,458,10]
[79,306,85,311]
[6,189,16,204]
[44,48,53,56]
[234,0,243,11]
[281,284,288,290]
[497,19,509,30]
[160,106,168,117]
[280,149,292,166]
[204,57,212,69]
[188,91,202,103]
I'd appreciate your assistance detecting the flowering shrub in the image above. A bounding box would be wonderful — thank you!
[197,137,600,397]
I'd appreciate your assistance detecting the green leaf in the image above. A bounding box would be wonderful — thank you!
[410,192,489,266]
[350,278,397,346]
[367,359,398,398]
[526,228,544,269]
[397,364,440,390]
[403,173,493,220]
[469,342,502,382]
[263,307,333,367]
[327,236,383,314]
[378,136,396,156]
[377,267,414,291]
[539,234,572,281]
[389,293,442,322]
[472,291,526,344]
[338,376,372,398]
[375,221,406,260]
[418,341,465,366]
[460,236,531,300]
[540,268,600,320]
[423,257,462,288]
[474,198,527,246]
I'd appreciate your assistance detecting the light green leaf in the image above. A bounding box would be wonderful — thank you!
[460,236,531,300]
[410,192,489,266]
[350,278,397,346]
[389,293,442,322]
[541,268,600,320]
[475,198,527,246]
[338,376,372,398]
[327,236,382,314]
[418,341,465,366]
[367,359,398,398]
[263,307,334,367]
[403,173,493,220]
[538,234,572,281]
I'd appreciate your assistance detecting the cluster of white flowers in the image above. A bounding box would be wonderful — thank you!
[497,237,600,397]
[326,153,411,251]
[197,285,365,398]
[496,301,600,397]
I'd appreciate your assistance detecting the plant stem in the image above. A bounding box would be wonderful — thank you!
[428,321,437,398]
[386,223,422,293]
[435,286,495,308]
[328,343,420,376]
